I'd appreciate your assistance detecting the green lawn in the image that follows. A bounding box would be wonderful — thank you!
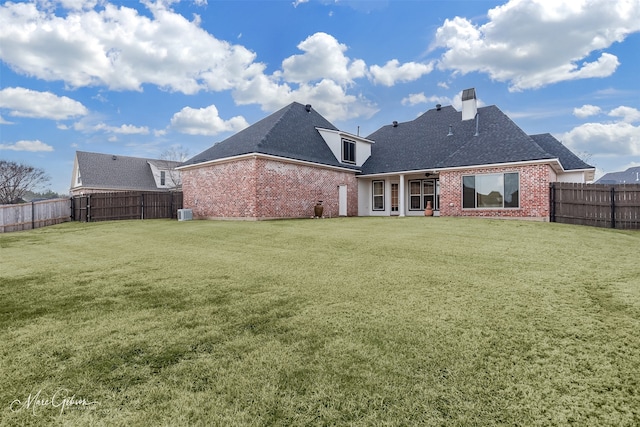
[1,217,639,426]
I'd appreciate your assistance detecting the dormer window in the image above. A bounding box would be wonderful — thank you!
[342,138,356,164]
[160,171,166,186]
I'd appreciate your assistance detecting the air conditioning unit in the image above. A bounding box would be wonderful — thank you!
[177,209,193,221]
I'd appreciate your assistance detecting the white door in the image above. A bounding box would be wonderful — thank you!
[338,185,347,216]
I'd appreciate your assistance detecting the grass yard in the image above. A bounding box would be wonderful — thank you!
[1,217,639,426]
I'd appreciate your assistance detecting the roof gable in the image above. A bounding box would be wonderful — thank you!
[183,102,351,169]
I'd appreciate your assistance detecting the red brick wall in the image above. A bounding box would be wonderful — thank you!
[439,164,551,219]
[182,156,358,219]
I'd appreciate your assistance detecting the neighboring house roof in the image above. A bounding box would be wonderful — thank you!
[73,151,180,192]
[596,166,640,184]
[360,105,584,175]
[182,102,357,169]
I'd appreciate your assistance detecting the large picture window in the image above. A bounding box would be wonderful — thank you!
[462,172,519,209]
[342,139,356,164]
[372,180,385,211]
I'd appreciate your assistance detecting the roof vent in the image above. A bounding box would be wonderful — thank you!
[436,104,441,111]
[393,121,398,127]
[447,125,453,137]
[305,104,312,112]
[112,155,117,160]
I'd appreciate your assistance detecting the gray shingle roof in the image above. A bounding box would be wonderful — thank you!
[360,105,585,175]
[183,102,355,169]
[596,166,640,184]
[75,151,178,191]
[529,133,593,171]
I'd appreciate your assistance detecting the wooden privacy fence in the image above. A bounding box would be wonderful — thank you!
[71,191,183,222]
[550,183,640,229]
[0,198,71,233]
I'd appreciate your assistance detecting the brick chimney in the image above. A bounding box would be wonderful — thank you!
[461,88,477,121]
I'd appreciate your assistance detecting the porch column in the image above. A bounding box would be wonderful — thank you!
[399,174,405,217]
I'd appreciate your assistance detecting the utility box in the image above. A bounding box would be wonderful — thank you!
[177,209,193,221]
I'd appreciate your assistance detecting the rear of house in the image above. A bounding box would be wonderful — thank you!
[178,89,594,221]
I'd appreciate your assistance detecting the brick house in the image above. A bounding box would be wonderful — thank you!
[179,89,595,220]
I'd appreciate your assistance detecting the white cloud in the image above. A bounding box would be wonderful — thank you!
[279,32,367,86]
[401,92,452,107]
[72,119,149,134]
[560,121,640,156]
[0,140,54,152]
[94,123,150,134]
[0,87,88,120]
[401,93,428,106]
[0,114,14,125]
[433,0,640,91]
[609,106,640,123]
[170,104,249,136]
[234,77,378,122]
[369,59,434,87]
[292,0,309,7]
[0,1,262,94]
[573,104,602,118]
[0,4,380,122]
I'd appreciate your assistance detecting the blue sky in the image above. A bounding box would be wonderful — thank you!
[1,0,639,194]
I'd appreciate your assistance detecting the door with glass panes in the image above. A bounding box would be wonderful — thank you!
[409,179,439,212]
[391,183,399,215]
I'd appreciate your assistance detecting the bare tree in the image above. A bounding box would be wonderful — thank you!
[0,160,50,204]
[159,145,189,189]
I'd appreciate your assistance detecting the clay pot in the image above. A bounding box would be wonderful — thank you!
[424,200,433,216]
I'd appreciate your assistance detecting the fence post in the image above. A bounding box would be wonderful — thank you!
[549,183,556,223]
[87,194,91,222]
[610,187,616,229]
[141,193,144,220]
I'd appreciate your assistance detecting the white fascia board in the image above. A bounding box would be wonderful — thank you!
[176,152,358,173]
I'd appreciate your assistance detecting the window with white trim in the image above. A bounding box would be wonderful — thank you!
[372,180,385,211]
[160,171,166,186]
[409,179,438,210]
[342,139,356,164]
[462,172,519,209]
